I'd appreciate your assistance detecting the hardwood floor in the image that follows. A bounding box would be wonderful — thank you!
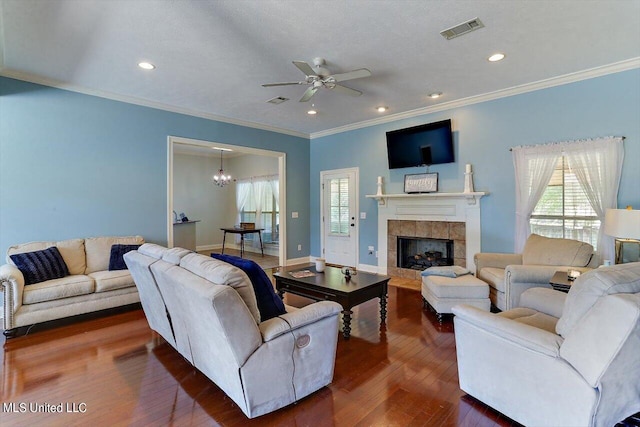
[1,280,521,426]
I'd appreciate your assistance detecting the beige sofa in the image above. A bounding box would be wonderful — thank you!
[124,244,342,418]
[453,262,640,427]
[1,236,144,337]
[475,234,594,310]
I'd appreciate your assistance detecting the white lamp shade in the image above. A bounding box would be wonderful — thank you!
[604,208,640,240]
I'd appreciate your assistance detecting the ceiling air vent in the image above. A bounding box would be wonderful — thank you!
[267,96,289,104]
[440,18,484,40]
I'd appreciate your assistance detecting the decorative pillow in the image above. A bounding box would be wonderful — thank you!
[10,246,70,286]
[108,244,142,271]
[211,253,286,321]
[421,265,470,278]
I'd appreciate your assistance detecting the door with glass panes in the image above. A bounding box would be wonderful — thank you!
[321,168,358,267]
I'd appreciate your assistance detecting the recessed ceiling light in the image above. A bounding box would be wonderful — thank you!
[376,106,388,113]
[428,92,443,99]
[488,53,505,62]
[212,146,233,152]
[138,62,155,70]
[307,109,317,115]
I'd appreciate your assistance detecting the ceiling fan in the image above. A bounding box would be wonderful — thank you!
[262,57,371,102]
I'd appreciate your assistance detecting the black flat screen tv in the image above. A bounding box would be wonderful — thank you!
[386,119,454,169]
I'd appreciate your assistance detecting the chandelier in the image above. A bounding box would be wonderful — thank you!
[213,150,232,187]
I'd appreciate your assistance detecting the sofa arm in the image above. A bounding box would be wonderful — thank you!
[1,264,25,317]
[505,265,594,309]
[259,301,342,342]
[474,252,522,274]
[452,304,563,357]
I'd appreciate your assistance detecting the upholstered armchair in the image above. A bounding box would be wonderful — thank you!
[475,234,594,310]
[453,262,640,427]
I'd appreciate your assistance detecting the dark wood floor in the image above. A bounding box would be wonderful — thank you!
[1,284,522,426]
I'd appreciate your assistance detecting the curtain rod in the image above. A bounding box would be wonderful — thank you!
[508,136,625,151]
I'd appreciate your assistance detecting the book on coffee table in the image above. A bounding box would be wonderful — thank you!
[289,270,316,278]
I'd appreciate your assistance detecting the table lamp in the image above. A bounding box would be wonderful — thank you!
[604,207,640,264]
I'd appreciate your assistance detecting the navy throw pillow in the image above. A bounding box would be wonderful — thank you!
[211,253,286,321]
[10,246,69,286]
[109,244,142,271]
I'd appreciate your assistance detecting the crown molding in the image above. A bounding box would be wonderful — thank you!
[0,69,309,139]
[3,57,638,141]
[310,57,640,139]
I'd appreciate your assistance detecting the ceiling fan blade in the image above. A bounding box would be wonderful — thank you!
[262,82,304,87]
[299,86,319,102]
[293,60,317,76]
[331,68,372,82]
[331,84,362,97]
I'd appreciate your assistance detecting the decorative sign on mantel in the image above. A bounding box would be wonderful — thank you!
[404,173,438,193]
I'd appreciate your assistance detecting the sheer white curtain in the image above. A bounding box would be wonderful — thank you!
[564,137,624,263]
[512,145,560,252]
[513,137,624,257]
[235,175,279,248]
[251,180,271,248]
[269,177,279,210]
[235,181,252,226]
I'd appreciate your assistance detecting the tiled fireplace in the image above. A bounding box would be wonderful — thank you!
[388,220,465,280]
[370,191,487,277]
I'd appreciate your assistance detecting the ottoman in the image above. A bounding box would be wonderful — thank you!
[422,274,490,322]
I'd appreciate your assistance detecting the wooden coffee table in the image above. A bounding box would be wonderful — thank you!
[274,266,390,339]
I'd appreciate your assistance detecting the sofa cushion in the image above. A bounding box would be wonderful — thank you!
[211,253,286,321]
[85,236,144,274]
[497,307,559,334]
[162,247,192,265]
[478,267,506,292]
[10,247,70,286]
[422,274,489,299]
[522,234,593,267]
[108,244,142,270]
[22,275,95,305]
[179,253,261,323]
[7,238,86,275]
[138,243,167,259]
[556,262,640,337]
[89,270,135,293]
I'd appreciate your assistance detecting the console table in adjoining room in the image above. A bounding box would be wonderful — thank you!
[220,227,264,257]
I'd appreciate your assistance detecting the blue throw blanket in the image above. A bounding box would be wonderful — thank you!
[421,265,471,278]
[211,253,286,321]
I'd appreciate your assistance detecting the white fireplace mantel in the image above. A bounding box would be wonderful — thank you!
[365,191,487,206]
[369,191,488,274]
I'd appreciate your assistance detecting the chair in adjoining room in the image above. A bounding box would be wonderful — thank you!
[452,262,640,427]
[475,233,594,311]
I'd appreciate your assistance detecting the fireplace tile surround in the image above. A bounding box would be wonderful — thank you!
[388,220,466,280]
[369,191,487,277]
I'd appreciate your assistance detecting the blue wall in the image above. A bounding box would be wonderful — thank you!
[310,69,640,265]
[2,70,639,264]
[0,77,310,257]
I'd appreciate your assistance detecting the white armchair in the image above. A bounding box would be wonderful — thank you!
[453,262,640,427]
[475,234,594,310]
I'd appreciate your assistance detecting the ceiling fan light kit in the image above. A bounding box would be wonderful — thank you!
[262,57,372,102]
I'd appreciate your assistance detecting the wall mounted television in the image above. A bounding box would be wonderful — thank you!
[386,119,454,169]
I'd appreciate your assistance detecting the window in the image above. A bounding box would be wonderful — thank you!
[237,177,279,244]
[513,136,624,262]
[241,187,279,243]
[329,178,350,236]
[530,157,600,248]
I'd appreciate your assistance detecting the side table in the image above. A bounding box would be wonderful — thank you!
[549,271,574,293]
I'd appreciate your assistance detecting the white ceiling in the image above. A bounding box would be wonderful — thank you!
[1,0,639,137]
